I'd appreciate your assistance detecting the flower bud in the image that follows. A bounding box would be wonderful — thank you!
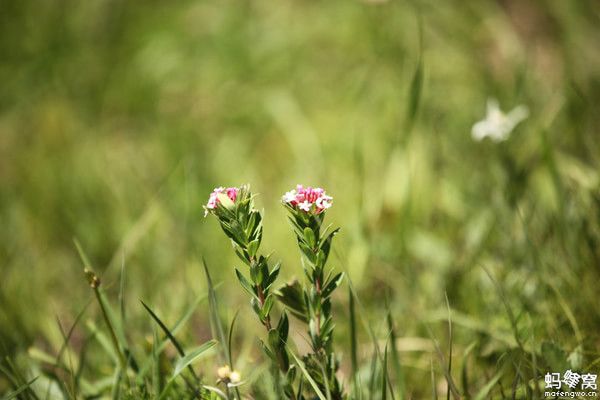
[203,186,240,217]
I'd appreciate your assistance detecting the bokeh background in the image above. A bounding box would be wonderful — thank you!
[1,0,599,397]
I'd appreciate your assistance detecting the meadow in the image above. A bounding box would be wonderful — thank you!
[1,0,599,398]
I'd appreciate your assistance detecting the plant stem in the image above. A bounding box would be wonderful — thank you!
[251,257,273,331]
[315,277,322,341]
[257,286,273,330]
[93,287,128,371]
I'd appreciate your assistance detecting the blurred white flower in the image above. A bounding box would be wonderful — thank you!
[217,365,232,380]
[217,364,242,386]
[471,99,529,142]
[229,371,241,384]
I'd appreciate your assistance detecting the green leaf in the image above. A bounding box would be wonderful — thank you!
[141,298,200,392]
[382,343,388,400]
[141,300,186,358]
[277,312,289,342]
[473,369,504,400]
[426,326,461,400]
[235,269,257,299]
[173,340,218,377]
[405,14,424,136]
[266,262,281,289]
[136,289,209,384]
[319,228,340,264]
[234,248,251,266]
[97,288,131,362]
[460,341,478,397]
[251,297,262,318]
[406,57,423,132]
[247,239,260,259]
[3,376,38,400]
[430,360,438,400]
[260,339,276,362]
[152,324,161,396]
[349,287,358,382]
[202,385,228,399]
[157,340,217,400]
[203,258,228,362]
[298,242,317,265]
[227,310,240,368]
[304,227,316,248]
[275,280,308,323]
[322,272,344,298]
[268,329,282,351]
[386,305,405,399]
[289,351,327,400]
[261,295,275,319]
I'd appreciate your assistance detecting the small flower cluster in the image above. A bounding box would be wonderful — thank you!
[204,186,239,216]
[217,365,241,386]
[282,185,333,214]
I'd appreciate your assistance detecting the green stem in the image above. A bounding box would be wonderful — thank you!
[250,256,273,331]
[93,287,128,371]
[315,277,322,345]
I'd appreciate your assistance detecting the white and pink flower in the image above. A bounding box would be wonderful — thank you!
[282,185,333,214]
[204,186,239,216]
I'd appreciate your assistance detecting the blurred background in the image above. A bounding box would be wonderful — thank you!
[1,0,599,397]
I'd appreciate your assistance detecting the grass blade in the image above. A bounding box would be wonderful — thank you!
[473,369,504,400]
[152,324,161,398]
[55,317,76,397]
[140,300,198,380]
[460,341,478,399]
[157,340,217,400]
[203,258,228,362]
[228,310,242,400]
[173,340,217,377]
[136,290,209,383]
[75,240,130,371]
[430,359,438,400]
[386,305,405,400]
[425,325,461,399]
[288,350,327,400]
[404,9,424,136]
[349,286,358,382]
[119,253,126,334]
[3,376,39,400]
[445,293,453,400]
[381,343,388,400]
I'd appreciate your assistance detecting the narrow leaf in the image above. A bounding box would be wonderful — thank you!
[3,376,38,400]
[173,340,218,377]
[289,351,327,400]
[235,269,257,299]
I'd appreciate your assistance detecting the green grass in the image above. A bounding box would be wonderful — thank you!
[1,0,600,398]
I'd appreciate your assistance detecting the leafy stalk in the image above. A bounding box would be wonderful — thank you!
[282,203,344,399]
[207,185,295,398]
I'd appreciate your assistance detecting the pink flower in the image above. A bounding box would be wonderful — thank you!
[226,187,238,202]
[315,194,332,210]
[204,186,239,216]
[298,200,312,212]
[282,185,333,214]
[282,190,297,205]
